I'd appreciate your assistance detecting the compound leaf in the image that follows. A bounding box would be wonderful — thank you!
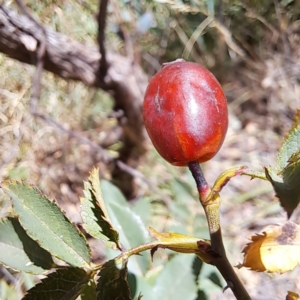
[241,221,300,273]
[96,258,132,300]
[2,180,90,267]
[0,218,54,274]
[80,168,121,250]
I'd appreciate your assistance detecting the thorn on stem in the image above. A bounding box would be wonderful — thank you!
[223,281,234,293]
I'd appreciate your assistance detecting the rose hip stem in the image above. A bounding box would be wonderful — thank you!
[188,161,252,300]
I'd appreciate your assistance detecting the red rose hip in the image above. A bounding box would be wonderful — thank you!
[143,60,228,166]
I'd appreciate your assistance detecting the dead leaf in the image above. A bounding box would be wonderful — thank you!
[286,291,300,300]
[241,221,300,273]
[149,227,216,264]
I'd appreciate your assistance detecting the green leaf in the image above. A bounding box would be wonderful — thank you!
[81,280,97,300]
[152,255,198,300]
[198,278,222,295]
[101,180,128,207]
[80,168,122,250]
[131,197,152,226]
[22,268,90,300]
[198,263,224,292]
[102,180,150,276]
[149,227,214,264]
[2,180,91,267]
[276,125,300,172]
[170,179,194,222]
[209,166,266,200]
[96,258,132,300]
[0,218,54,274]
[209,166,248,199]
[264,122,300,217]
[266,159,300,218]
[127,273,152,300]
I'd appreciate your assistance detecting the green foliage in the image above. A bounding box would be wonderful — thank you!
[0,218,53,274]
[22,268,90,300]
[80,280,97,300]
[266,123,300,217]
[0,167,226,299]
[81,168,122,250]
[0,112,299,299]
[96,258,131,300]
[0,114,299,300]
[151,255,197,300]
[2,180,91,268]
[170,178,196,223]
[102,180,151,276]
[276,124,300,172]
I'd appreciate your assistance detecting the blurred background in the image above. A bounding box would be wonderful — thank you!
[0,0,300,299]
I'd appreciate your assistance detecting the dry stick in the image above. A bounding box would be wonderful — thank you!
[15,1,108,161]
[12,0,148,186]
[17,2,112,161]
[188,161,252,300]
[97,0,109,77]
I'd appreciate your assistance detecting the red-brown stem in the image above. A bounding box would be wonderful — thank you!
[188,161,210,200]
[188,161,252,300]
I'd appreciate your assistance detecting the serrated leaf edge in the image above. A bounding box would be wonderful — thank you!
[2,179,91,268]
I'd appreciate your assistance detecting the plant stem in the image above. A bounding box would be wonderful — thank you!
[122,241,159,258]
[93,241,159,271]
[188,161,252,300]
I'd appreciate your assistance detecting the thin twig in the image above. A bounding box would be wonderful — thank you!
[273,0,291,58]
[183,15,213,59]
[15,0,47,113]
[212,19,245,58]
[97,0,109,77]
[0,266,18,285]
[33,112,112,162]
[172,20,204,64]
